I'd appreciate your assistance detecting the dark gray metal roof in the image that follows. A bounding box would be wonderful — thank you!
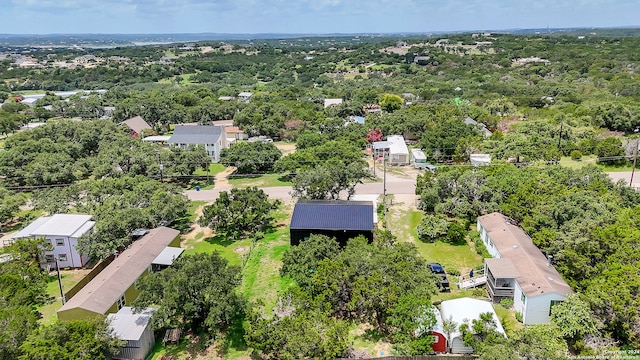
[168,125,223,145]
[290,200,374,231]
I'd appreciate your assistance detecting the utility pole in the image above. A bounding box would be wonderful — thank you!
[383,150,388,229]
[55,257,65,305]
[630,138,639,187]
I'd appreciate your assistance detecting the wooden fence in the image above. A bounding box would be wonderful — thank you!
[63,254,115,301]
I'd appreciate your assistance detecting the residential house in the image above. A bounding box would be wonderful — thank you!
[141,135,171,144]
[237,92,253,102]
[12,214,95,269]
[470,153,491,166]
[323,98,343,108]
[464,117,492,137]
[289,200,375,246]
[218,96,235,101]
[167,125,228,162]
[120,116,152,138]
[413,55,431,64]
[107,307,157,360]
[57,227,182,321]
[363,103,382,114]
[440,298,506,354]
[477,213,573,325]
[373,135,409,166]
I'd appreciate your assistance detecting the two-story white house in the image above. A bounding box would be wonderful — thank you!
[477,212,573,325]
[12,214,95,269]
[167,125,228,163]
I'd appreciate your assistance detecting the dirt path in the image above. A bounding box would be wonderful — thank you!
[214,166,236,190]
[181,203,214,250]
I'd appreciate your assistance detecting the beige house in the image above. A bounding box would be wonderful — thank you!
[57,227,182,321]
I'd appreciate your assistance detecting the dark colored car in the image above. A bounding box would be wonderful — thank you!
[427,262,450,292]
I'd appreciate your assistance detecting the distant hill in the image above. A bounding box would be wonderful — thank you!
[1,27,639,48]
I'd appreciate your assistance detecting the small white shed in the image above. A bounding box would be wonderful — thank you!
[440,298,506,354]
[387,135,409,166]
[108,307,157,360]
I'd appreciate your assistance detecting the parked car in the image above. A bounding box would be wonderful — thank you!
[427,263,450,292]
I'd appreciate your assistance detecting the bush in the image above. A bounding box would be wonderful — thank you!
[570,150,583,161]
[500,298,514,309]
[448,268,461,276]
[515,312,523,323]
[416,214,449,242]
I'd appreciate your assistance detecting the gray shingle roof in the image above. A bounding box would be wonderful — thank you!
[290,200,374,231]
[168,125,223,145]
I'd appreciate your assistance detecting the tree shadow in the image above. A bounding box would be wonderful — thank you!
[363,327,386,342]
[204,235,234,247]
[218,314,248,356]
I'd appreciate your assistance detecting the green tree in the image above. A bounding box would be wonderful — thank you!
[134,252,244,334]
[199,187,280,239]
[280,234,340,288]
[416,214,449,242]
[19,319,124,360]
[245,307,349,360]
[291,161,368,200]
[220,141,282,174]
[379,93,404,112]
[551,294,599,351]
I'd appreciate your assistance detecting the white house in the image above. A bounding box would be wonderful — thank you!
[323,98,343,108]
[477,212,573,325]
[12,214,95,269]
[107,307,157,360]
[440,298,506,354]
[470,153,491,166]
[387,135,409,166]
[167,125,228,163]
[237,92,253,102]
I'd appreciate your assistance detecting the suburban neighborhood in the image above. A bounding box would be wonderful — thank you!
[2,26,640,360]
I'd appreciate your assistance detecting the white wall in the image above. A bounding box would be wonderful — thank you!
[523,292,567,325]
[477,221,501,258]
[43,236,86,268]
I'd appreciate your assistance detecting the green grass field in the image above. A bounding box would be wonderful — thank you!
[37,271,89,324]
[228,173,292,188]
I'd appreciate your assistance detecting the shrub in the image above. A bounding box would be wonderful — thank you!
[515,312,523,323]
[570,150,583,161]
[448,268,461,276]
[500,298,514,309]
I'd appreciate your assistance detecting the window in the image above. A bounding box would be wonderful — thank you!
[117,294,126,310]
[58,254,68,261]
[549,300,563,315]
[521,292,526,304]
[45,254,55,263]
[55,238,65,246]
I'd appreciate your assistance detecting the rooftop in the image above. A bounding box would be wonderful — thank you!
[387,135,409,155]
[168,125,224,145]
[107,307,156,341]
[13,214,94,239]
[440,298,506,340]
[290,200,374,232]
[58,227,180,316]
[120,116,151,135]
[478,212,573,297]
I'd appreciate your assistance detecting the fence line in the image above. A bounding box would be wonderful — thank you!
[63,254,115,301]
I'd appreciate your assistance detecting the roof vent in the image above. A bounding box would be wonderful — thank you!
[512,245,518,249]
[505,221,511,225]
[548,277,554,282]
[547,254,553,267]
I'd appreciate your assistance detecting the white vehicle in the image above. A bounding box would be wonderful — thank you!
[411,148,428,169]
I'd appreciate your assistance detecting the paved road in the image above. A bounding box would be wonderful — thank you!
[185,170,635,202]
[185,172,416,202]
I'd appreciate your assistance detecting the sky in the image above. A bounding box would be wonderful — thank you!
[1,0,638,35]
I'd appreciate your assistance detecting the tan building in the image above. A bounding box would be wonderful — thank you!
[57,227,182,321]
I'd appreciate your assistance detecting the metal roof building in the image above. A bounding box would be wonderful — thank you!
[289,200,375,246]
[108,307,157,360]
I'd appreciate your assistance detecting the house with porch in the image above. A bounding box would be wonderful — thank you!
[478,212,573,325]
[167,125,228,162]
[11,214,95,269]
[57,227,182,321]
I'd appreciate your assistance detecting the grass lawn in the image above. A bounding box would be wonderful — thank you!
[38,270,90,324]
[193,163,226,176]
[228,173,292,188]
[387,206,483,274]
[559,155,635,172]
